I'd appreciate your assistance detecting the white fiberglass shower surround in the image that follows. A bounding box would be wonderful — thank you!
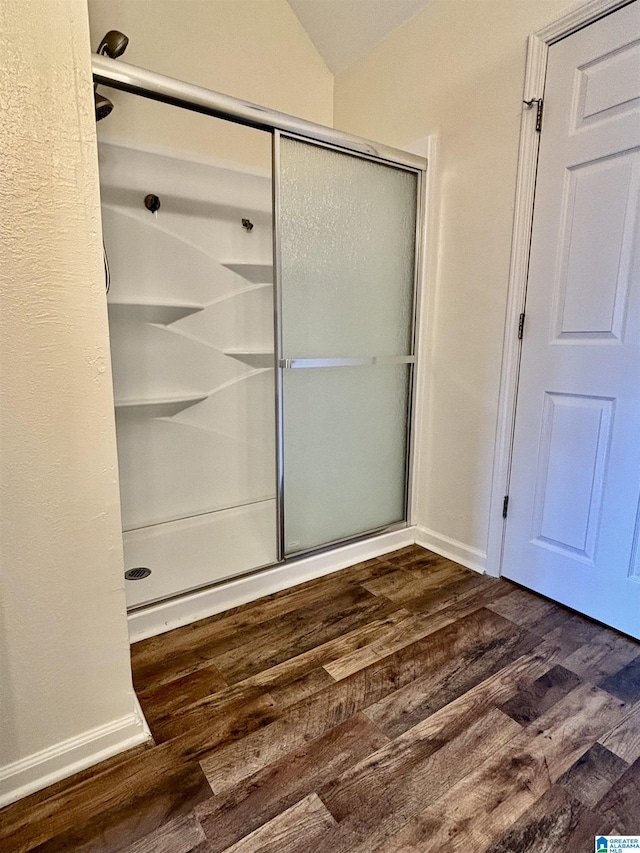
[93,54,426,614]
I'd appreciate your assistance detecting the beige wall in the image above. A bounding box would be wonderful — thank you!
[334,0,579,558]
[88,0,334,169]
[0,0,144,799]
[0,0,332,804]
[1,0,596,805]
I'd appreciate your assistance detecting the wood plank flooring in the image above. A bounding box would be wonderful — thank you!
[1,545,638,853]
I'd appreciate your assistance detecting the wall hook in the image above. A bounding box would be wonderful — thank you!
[242,218,254,232]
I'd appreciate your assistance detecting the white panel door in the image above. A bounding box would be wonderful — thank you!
[502,1,640,638]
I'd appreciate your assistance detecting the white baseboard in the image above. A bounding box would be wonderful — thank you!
[0,696,151,809]
[127,524,490,642]
[127,527,416,642]
[133,692,153,742]
[415,526,487,574]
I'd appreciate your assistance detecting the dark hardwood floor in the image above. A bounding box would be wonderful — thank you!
[1,545,638,852]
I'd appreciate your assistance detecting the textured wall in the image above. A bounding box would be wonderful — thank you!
[0,0,137,770]
[334,0,580,557]
[88,0,334,169]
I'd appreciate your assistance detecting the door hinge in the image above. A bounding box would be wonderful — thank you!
[518,313,525,340]
[523,98,543,132]
[502,495,509,518]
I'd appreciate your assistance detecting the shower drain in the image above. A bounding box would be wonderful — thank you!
[125,567,152,581]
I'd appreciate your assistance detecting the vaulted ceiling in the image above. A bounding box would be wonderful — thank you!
[286,0,433,74]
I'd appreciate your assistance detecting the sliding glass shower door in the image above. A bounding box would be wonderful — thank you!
[93,54,426,608]
[276,134,419,556]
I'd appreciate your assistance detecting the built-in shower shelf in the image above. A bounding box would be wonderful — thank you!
[224,350,274,369]
[114,394,208,418]
[222,263,273,284]
[108,300,204,325]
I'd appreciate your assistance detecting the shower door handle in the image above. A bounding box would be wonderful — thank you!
[279,355,415,369]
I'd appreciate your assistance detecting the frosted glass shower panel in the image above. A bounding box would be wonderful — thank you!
[283,365,410,554]
[279,137,418,357]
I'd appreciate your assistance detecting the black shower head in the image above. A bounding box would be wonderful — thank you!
[94,30,128,122]
[95,90,113,121]
[97,30,129,59]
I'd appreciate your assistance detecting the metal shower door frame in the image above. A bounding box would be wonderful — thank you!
[272,130,425,561]
[91,55,427,567]
[92,55,425,170]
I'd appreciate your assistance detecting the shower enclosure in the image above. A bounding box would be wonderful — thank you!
[93,55,425,610]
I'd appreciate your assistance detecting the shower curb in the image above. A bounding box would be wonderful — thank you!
[127,526,416,642]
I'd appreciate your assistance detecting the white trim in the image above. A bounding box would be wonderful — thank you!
[0,698,151,809]
[127,527,416,642]
[536,0,634,42]
[133,692,153,742]
[405,134,437,527]
[486,0,634,578]
[415,526,486,575]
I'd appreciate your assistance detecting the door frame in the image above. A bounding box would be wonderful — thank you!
[485,0,636,577]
